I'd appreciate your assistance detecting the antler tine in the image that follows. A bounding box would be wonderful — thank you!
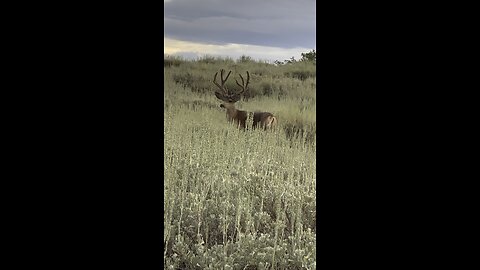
[235,76,244,94]
[222,70,232,84]
[235,71,250,95]
[213,70,228,95]
[221,69,232,94]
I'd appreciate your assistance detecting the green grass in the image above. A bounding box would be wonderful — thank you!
[164,56,316,269]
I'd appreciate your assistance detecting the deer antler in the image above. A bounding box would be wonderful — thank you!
[213,69,250,103]
[235,71,250,95]
[213,69,232,96]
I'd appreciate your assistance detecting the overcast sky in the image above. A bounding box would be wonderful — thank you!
[164,0,316,62]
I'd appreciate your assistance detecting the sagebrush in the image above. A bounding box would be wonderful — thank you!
[164,55,316,269]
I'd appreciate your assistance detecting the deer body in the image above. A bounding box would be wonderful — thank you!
[213,69,277,130]
[221,103,276,130]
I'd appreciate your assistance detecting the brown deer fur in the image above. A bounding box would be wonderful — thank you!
[213,69,276,130]
[220,102,276,130]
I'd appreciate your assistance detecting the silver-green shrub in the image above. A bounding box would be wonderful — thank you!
[164,55,316,269]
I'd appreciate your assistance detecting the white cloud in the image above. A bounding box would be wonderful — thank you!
[164,37,312,63]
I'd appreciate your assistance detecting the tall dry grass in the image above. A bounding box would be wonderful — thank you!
[164,55,316,269]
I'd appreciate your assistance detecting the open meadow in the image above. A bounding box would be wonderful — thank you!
[164,55,316,269]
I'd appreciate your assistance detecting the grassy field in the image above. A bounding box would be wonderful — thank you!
[164,55,316,269]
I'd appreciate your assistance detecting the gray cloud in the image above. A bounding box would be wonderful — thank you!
[164,0,316,49]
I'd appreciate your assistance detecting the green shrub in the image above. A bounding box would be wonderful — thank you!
[259,81,274,96]
[164,55,184,67]
[288,70,315,81]
[198,55,217,64]
[237,55,254,63]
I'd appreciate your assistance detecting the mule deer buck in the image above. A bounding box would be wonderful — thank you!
[213,69,277,130]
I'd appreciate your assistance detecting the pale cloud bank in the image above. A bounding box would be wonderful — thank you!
[164,37,311,63]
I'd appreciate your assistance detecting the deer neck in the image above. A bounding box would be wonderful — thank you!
[223,103,238,119]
